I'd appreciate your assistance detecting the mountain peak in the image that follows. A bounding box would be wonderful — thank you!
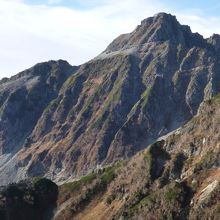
[103,12,196,54]
[139,12,188,42]
[140,12,178,25]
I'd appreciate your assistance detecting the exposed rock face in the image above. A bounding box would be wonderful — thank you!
[1,12,220,184]
[1,94,220,219]
[0,60,77,185]
[53,93,220,220]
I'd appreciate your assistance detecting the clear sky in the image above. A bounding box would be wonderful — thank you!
[1,0,220,78]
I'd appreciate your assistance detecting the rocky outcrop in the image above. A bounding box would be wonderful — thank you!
[1,13,220,184]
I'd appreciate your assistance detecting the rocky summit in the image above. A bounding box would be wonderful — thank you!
[0,12,220,219]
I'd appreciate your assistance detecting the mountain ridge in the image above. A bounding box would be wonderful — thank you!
[100,12,219,57]
[0,12,220,186]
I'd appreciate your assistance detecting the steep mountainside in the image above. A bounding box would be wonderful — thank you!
[53,93,220,220]
[1,93,220,220]
[0,60,78,185]
[1,12,220,184]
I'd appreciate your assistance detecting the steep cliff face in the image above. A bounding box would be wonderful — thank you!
[53,93,220,220]
[0,60,77,185]
[1,93,220,220]
[0,13,220,184]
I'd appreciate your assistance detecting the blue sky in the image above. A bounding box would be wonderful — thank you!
[163,0,220,16]
[1,0,220,77]
[24,0,220,15]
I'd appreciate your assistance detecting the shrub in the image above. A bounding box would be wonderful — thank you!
[106,194,116,205]
[100,166,116,186]
[164,186,180,202]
